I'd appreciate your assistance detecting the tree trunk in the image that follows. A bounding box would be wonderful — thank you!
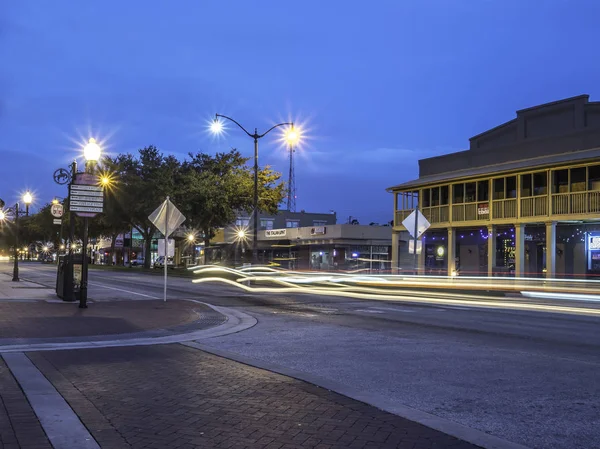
[203,227,211,265]
[109,233,117,265]
[144,234,152,269]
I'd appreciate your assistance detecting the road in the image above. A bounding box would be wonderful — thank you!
[11,262,600,449]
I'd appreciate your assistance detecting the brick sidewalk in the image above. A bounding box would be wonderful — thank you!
[0,300,224,341]
[0,358,52,448]
[30,345,482,449]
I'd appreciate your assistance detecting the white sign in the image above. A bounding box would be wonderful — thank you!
[148,198,186,238]
[158,239,175,257]
[69,183,104,216]
[477,203,490,215]
[310,226,326,236]
[408,239,423,255]
[589,236,600,250]
[51,204,64,218]
[53,219,62,225]
[266,229,286,237]
[402,210,430,239]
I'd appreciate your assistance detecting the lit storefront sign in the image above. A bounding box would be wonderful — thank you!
[265,229,286,238]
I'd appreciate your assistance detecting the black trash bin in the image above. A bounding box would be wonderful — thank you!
[56,254,87,301]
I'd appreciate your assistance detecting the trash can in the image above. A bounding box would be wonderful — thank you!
[56,254,88,301]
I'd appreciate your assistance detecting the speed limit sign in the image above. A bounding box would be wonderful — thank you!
[51,203,64,218]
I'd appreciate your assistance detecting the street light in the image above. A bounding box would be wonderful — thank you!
[211,114,295,263]
[2,191,34,281]
[79,138,102,308]
[23,191,32,216]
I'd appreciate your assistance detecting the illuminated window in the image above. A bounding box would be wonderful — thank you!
[235,218,249,227]
[286,220,300,228]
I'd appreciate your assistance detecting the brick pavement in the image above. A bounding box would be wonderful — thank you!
[0,358,52,449]
[30,345,482,449]
[0,300,223,340]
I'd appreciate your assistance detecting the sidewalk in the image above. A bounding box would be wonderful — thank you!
[26,345,481,449]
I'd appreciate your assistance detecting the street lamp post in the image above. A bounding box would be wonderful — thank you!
[211,114,294,263]
[79,138,102,309]
[2,192,35,282]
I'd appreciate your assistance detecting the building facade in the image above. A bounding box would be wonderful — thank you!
[389,95,600,278]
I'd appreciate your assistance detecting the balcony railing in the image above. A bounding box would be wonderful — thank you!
[421,205,449,224]
[492,199,517,219]
[520,196,548,218]
[552,191,600,215]
[394,191,600,228]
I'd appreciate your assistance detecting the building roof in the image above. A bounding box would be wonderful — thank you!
[387,145,600,192]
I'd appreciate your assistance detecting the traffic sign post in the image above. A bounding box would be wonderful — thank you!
[402,208,431,274]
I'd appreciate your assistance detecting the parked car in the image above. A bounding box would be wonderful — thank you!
[130,257,145,267]
[153,256,175,269]
[40,254,54,264]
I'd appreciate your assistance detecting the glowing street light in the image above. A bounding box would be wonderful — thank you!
[0,210,5,221]
[83,138,101,163]
[23,192,32,216]
[210,113,293,263]
[237,230,246,239]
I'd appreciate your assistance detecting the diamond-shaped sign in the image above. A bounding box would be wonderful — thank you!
[148,197,186,238]
[402,209,430,239]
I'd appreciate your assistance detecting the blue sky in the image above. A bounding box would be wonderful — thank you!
[1,0,600,224]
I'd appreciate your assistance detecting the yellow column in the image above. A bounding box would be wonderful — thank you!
[391,231,399,274]
[447,228,456,276]
[487,225,496,277]
[514,224,525,277]
[545,221,556,278]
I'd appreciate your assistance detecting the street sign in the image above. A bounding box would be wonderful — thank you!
[402,210,430,239]
[51,203,64,218]
[69,183,104,217]
[149,197,186,303]
[53,219,62,225]
[148,198,185,238]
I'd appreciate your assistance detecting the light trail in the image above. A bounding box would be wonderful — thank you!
[189,266,600,317]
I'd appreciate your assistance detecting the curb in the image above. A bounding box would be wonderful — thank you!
[0,303,257,353]
[182,342,531,449]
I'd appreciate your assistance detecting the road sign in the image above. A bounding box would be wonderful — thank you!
[50,203,64,218]
[148,198,186,238]
[408,239,422,254]
[69,182,104,217]
[402,210,430,239]
[53,219,62,225]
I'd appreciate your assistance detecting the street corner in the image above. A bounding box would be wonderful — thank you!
[0,299,226,343]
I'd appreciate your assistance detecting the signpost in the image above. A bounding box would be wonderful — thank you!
[50,203,64,218]
[68,173,104,308]
[402,208,430,273]
[149,197,185,302]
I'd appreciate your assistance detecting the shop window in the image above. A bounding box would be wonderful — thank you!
[477,180,489,201]
[521,174,532,197]
[453,184,464,204]
[533,172,547,196]
[506,176,517,198]
[553,169,569,193]
[422,189,431,208]
[313,220,327,226]
[440,186,449,205]
[589,165,600,191]
[286,220,300,228]
[465,182,476,202]
[431,187,440,206]
[571,167,586,192]
[493,178,504,200]
[236,218,250,226]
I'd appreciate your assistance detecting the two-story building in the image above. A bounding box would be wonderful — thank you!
[389,95,600,278]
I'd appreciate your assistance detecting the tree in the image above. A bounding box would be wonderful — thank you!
[107,146,181,268]
[180,149,285,261]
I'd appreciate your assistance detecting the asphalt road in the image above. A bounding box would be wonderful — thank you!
[12,262,600,449]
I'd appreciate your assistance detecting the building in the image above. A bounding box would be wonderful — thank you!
[389,95,600,278]
[211,210,398,270]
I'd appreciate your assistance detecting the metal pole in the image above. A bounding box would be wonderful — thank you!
[252,134,259,264]
[164,197,169,302]
[65,160,77,302]
[413,195,419,275]
[79,217,88,308]
[12,203,19,282]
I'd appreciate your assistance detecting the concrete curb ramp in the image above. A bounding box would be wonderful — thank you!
[0,303,257,353]
[183,342,532,449]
